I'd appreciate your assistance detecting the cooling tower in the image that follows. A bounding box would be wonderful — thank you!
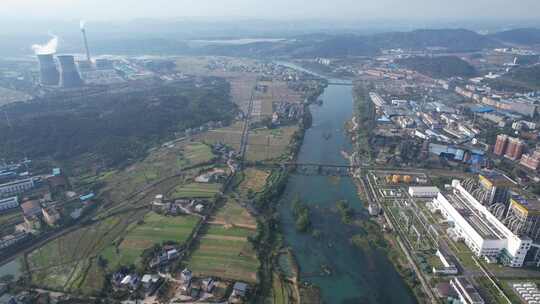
[37,54,60,86]
[57,55,83,88]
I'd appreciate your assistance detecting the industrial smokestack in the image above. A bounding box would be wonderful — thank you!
[37,54,60,86]
[80,21,92,64]
[57,55,83,88]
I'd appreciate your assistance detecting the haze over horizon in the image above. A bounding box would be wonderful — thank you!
[2,0,540,22]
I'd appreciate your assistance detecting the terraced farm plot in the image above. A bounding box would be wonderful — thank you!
[186,224,259,283]
[212,198,256,229]
[102,212,201,269]
[170,182,222,199]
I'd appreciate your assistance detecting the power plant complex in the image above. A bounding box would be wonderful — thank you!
[35,21,93,88]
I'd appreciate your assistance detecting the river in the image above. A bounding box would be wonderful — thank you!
[277,64,417,304]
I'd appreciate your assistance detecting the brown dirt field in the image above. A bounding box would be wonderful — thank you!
[212,198,257,227]
[202,235,248,242]
[120,239,154,249]
[197,245,255,254]
[241,168,270,192]
[207,220,257,230]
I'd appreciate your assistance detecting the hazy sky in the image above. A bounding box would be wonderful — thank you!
[2,0,539,21]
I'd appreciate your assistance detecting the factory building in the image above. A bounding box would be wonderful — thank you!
[433,180,532,267]
[462,170,515,208]
[58,55,83,88]
[408,186,440,198]
[504,195,540,244]
[450,277,485,304]
[37,54,60,86]
[0,196,19,212]
[0,178,35,196]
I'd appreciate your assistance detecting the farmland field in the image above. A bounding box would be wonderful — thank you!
[102,212,201,269]
[101,141,215,204]
[212,197,256,229]
[26,211,200,295]
[170,182,222,199]
[197,122,244,151]
[186,223,259,283]
[26,212,143,295]
[239,168,270,195]
[245,126,298,161]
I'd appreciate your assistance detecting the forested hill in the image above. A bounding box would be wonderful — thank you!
[396,56,478,79]
[488,64,540,92]
[0,78,236,166]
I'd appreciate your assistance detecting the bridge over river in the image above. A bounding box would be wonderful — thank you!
[250,161,361,176]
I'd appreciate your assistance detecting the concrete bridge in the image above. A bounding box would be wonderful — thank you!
[252,162,360,176]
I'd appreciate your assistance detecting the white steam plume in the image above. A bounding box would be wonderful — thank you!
[80,20,86,30]
[31,33,58,55]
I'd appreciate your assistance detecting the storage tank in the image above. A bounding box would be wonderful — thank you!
[58,55,83,87]
[37,54,60,85]
[403,175,412,183]
[392,175,401,184]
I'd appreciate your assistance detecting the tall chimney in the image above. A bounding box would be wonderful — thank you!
[37,54,60,86]
[81,28,92,64]
[58,55,83,88]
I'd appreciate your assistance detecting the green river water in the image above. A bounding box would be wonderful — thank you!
[277,70,417,304]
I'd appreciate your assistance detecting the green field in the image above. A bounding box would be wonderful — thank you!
[101,212,200,269]
[186,224,259,283]
[179,142,215,167]
[101,141,215,206]
[170,182,222,199]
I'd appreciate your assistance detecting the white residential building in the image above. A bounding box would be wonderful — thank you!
[433,180,532,267]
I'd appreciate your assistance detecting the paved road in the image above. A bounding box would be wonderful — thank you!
[239,87,256,164]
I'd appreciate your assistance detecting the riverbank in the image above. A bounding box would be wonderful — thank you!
[348,92,430,302]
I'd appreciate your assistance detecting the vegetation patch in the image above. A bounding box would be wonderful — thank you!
[291,197,311,233]
[239,168,271,196]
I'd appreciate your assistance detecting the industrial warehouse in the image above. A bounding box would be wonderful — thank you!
[432,180,532,267]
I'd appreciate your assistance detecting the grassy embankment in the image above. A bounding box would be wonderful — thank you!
[352,82,376,163]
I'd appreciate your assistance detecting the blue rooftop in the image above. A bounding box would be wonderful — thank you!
[471,106,493,113]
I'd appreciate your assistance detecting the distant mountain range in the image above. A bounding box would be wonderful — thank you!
[198,28,504,58]
[488,28,540,45]
[4,27,540,58]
